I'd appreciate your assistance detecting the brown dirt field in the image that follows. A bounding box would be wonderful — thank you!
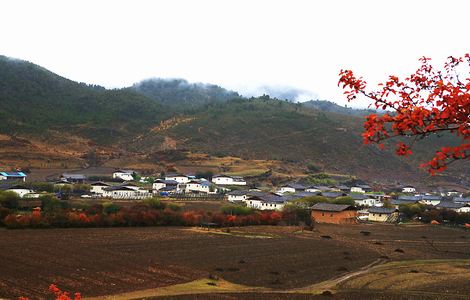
[1,224,470,299]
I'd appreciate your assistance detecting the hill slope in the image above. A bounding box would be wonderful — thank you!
[0,56,467,184]
[130,78,240,111]
[0,55,166,143]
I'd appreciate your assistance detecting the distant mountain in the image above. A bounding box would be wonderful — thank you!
[130,78,240,111]
[302,100,380,116]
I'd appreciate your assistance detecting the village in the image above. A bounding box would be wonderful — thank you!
[1,169,469,225]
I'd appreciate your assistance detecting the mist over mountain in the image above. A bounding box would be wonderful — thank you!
[130,78,241,110]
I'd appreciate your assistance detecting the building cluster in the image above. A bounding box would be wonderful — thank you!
[1,169,468,225]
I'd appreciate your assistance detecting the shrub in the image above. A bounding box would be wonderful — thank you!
[221,205,253,216]
[143,197,166,210]
[103,202,121,215]
[282,205,312,226]
[0,191,20,209]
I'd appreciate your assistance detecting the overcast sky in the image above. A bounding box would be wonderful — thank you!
[1,0,469,107]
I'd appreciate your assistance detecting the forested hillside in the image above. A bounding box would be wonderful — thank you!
[0,55,467,183]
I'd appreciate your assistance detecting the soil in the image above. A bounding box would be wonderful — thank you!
[0,223,469,299]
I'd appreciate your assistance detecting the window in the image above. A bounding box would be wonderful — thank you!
[322,213,324,216]
[330,214,333,217]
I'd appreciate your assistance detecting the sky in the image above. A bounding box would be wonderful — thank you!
[1,0,469,107]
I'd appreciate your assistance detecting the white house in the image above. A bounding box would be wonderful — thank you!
[420,195,442,206]
[102,185,152,199]
[179,180,213,194]
[277,183,306,195]
[90,182,111,195]
[212,175,247,186]
[402,185,416,193]
[243,194,287,211]
[0,172,27,182]
[227,190,248,202]
[6,185,35,198]
[113,170,135,181]
[350,186,365,193]
[353,197,382,207]
[437,201,470,213]
[153,179,178,191]
[165,173,190,184]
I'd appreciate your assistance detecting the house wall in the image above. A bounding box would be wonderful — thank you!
[91,186,107,195]
[113,172,134,181]
[7,188,34,198]
[402,187,416,193]
[212,177,246,185]
[350,187,364,193]
[245,199,284,210]
[311,210,357,224]
[228,195,246,202]
[153,182,166,190]
[279,187,296,194]
[166,176,190,184]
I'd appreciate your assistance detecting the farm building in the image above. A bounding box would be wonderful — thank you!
[277,183,306,194]
[227,190,249,202]
[351,194,382,207]
[3,185,36,198]
[165,173,190,184]
[311,203,357,224]
[153,179,178,191]
[436,201,470,213]
[368,207,399,222]
[420,195,442,206]
[402,185,416,193]
[90,182,111,195]
[244,193,287,211]
[102,185,152,199]
[306,185,332,193]
[350,185,372,193]
[61,174,87,183]
[212,174,247,186]
[112,170,135,181]
[0,171,27,182]
[179,180,214,194]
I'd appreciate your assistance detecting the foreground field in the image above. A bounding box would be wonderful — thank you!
[0,224,469,299]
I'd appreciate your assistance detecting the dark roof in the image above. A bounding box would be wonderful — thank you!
[160,186,177,191]
[114,170,134,173]
[421,195,442,201]
[227,190,249,196]
[247,193,287,203]
[165,173,187,177]
[7,184,30,190]
[311,203,355,212]
[62,174,87,180]
[292,191,319,198]
[391,199,419,205]
[335,185,350,190]
[307,185,331,191]
[90,181,110,186]
[358,185,372,189]
[368,207,398,214]
[350,194,368,200]
[398,195,422,201]
[321,192,345,198]
[103,186,136,192]
[154,179,178,185]
[213,174,232,178]
[437,201,466,209]
[283,183,306,190]
[453,197,470,203]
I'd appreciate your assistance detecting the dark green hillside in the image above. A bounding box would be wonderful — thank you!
[138,97,467,180]
[130,78,240,111]
[302,100,380,116]
[0,56,166,143]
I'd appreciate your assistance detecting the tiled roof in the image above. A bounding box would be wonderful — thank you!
[311,203,355,212]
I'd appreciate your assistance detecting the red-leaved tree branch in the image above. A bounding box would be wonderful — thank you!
[338,54,470,174]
